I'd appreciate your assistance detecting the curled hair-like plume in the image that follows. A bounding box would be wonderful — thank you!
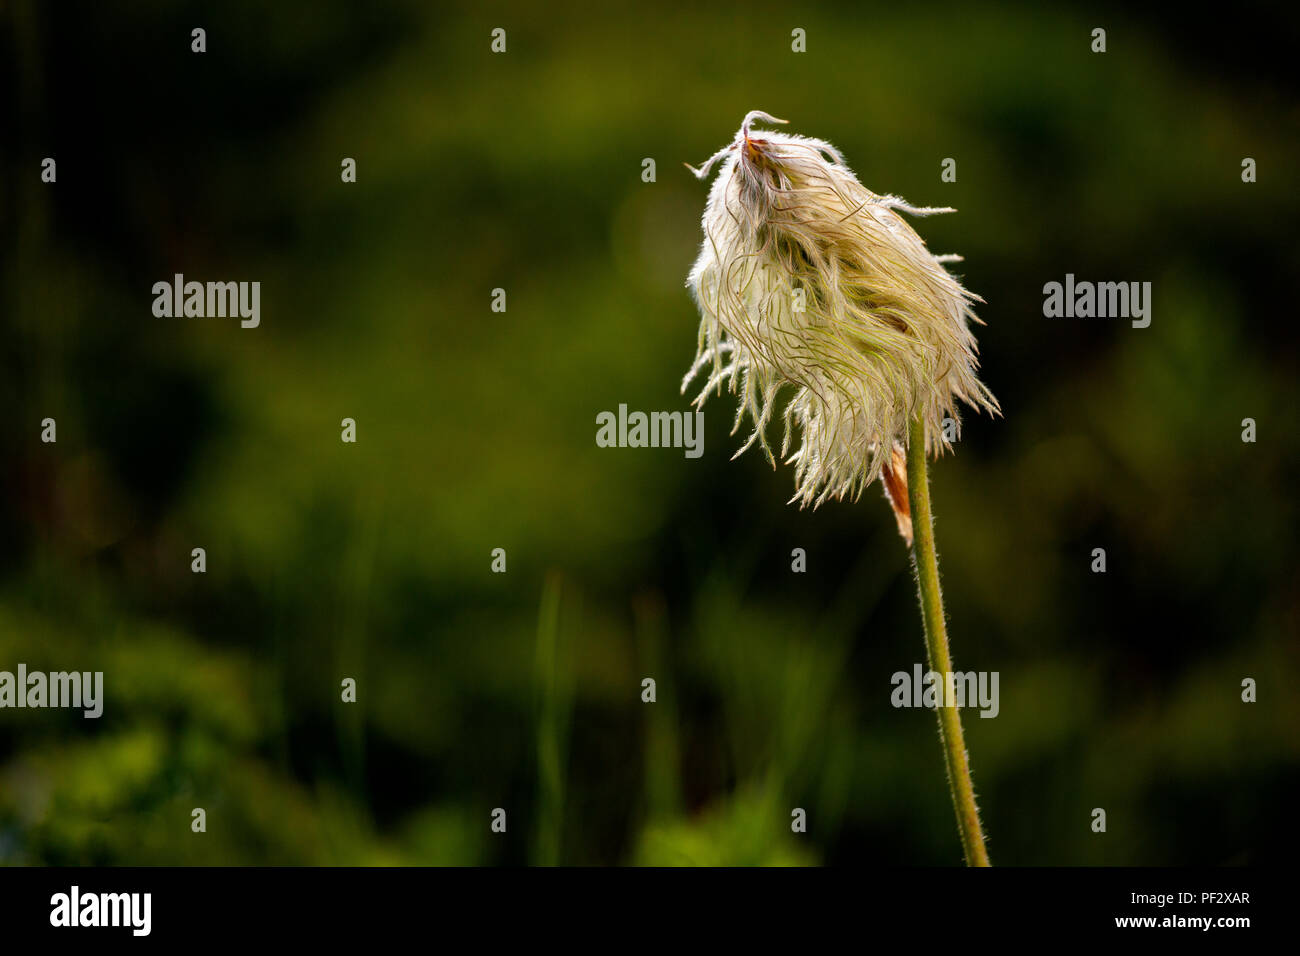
[683,111,999,513]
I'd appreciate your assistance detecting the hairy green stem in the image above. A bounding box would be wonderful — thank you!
[906,416,991,867]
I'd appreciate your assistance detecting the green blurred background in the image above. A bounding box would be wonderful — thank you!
[2,1,1297,865]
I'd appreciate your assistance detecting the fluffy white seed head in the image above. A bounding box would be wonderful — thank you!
[683,111,999,508]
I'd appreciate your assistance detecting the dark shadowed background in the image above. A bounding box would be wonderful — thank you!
[1,0,1297,865]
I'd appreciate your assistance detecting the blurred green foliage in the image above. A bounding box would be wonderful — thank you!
[1,1,1297,865]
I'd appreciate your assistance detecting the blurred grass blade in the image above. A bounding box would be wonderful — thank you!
[533,571,574,866]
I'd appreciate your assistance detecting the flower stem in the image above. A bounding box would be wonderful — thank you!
[905,416,991,867]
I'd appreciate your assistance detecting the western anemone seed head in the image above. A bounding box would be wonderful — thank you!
[683,111,999,513]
